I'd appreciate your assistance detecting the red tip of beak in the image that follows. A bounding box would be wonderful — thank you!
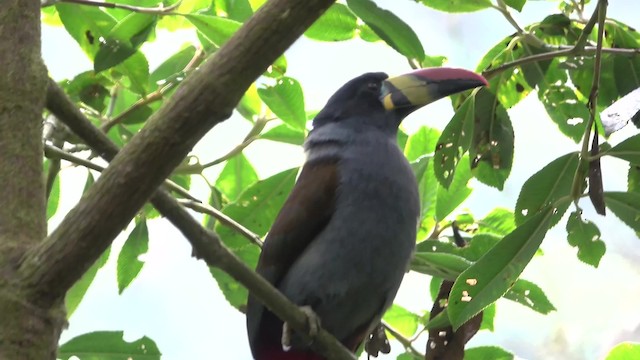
[410,67,488,87]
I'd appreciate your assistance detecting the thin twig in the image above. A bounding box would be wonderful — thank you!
[48,0,181,14]
[382,323,425,358]
[179,199,263,247]
[101,47,206,133]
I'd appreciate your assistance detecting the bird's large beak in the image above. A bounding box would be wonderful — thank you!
[380,68,488,112]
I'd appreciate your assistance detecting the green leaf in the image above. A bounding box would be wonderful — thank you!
[58,331,161,359]
[236,84,264,121]
[112,50,150,96]
[212,168,298,309]
[413,157,439,239]
[479,303,496,331]
[382,304,420,338]
[215,153,259,201]
[470,89,514,190]
[604,192,640,233]
[436,156,472,221]
[435,95,474,188]
[214,0,253,22]
[410,252,473,280]
[447,207,554,330]
[94,13,157,72]
[260,123,305,145]
[538,81,590,143]
[117,218,149,294]
[186,14,242,48]
[605,133,640,165]
[418,0,492,13]
[65,247,110,319]
[56,3,116,59]
[566,211,606,267]
[478,207,516,236]
[347,0,424,61]
[503,0,526,12]
[605,342,640,360]
[515,152,579,226]
[63,71,112,113]
[258,77,306,131]
[150,45,196,85]
[404,126,440,162]
[503,279,556,314]
[305,4,357,41]
[465,346,514,360]
[629,165,640,193]
[610,23,640,98]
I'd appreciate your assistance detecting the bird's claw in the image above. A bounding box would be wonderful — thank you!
[281,305,321,351]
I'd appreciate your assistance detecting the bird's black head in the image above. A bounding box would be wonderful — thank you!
[312,72,390,129]
[312,68,488,131]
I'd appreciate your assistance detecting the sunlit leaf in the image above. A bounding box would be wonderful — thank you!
[65,247,110,318]
[417,0,492,13]
[515,152,578,226]
[260,123,305,145]
[215,153,259,201]
[465,346,514,360]
[306,4,357,41]
[258,77,306,131]
[503,279,556,314]
[383,304,420,338]
[605,342,640,360]
[58,331,161,359]
[448,207,554,330]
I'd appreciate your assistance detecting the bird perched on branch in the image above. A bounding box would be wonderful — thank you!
[246,68,487,360]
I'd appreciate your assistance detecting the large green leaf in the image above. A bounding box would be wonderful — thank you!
[515,152,579,226]
[212,168,298,309]
[112,50,150,96]
[538,79,590,143]
[382,304,420,338]
[465,346,514,360]
[347,0,424,62]
[503,0,526,12]
[214,0,253,22]
[56,4,116,59]
[418,0,492,13]
[65,247,110,319]
[150,45,196,85]
[605,342,640,360]
[436,156,472,221]
[404,126,441,162]
[117,218,149,294]
[411,252,473,280]
[58,331,161,359]
[604,192,640,233]
[447,207,554,330]
[186,14,242,48]
[305,4,357,41]
[566,211,606,267]
[503,279,556,314]
[434,95,474,188]
[629,165,640,193]
[215,153,259,201]
[258,77,307,131]
[470,89,514,190]
[604,133,640,165]
[260,123,305,145]
[94,13,157,72]
[477,207,516,237]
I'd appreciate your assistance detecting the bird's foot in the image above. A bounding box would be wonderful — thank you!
[281,305,321,351]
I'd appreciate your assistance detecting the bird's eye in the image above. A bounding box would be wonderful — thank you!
[367,82,380,91]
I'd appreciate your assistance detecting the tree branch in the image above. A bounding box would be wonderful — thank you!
[21,1,359,359]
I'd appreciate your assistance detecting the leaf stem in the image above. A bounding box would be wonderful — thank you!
[46,0,182,14]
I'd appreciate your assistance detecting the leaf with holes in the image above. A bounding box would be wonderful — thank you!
[566,211,606,267]
[503,279,555,314]
[258,77,307,131]
[94,13,157,72]
[604,192,640,233]
[515,152,579,226]
[56,3,116,59]
[470,89,514,190]
[212,168,297,309]
[58,331,160,359]
[435,95,474,188]
[448,207,554,330]
[436,156,472,221]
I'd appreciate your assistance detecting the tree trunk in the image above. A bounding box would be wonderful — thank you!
[0,0,56,358]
